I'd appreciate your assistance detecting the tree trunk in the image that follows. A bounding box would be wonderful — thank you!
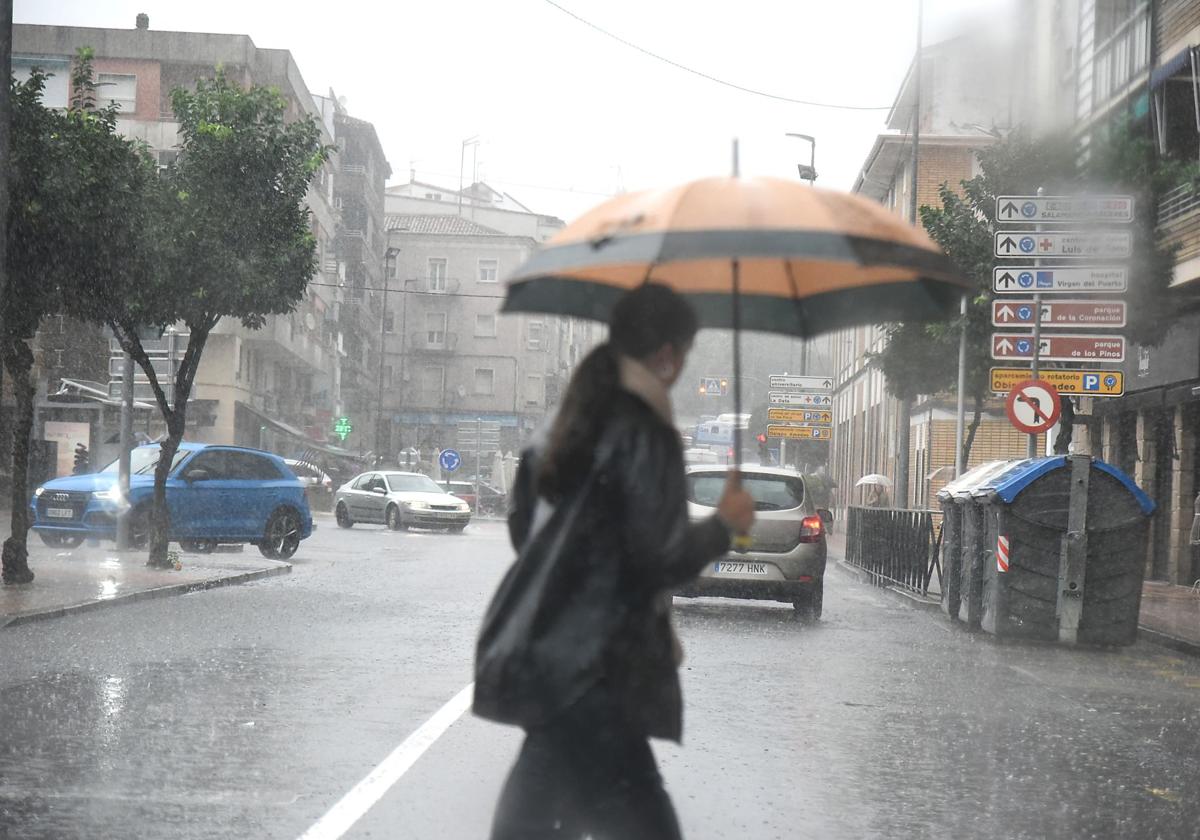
[146,421,181,568]
[894,397,911,509]
[134,323,211,569]
[2,338,34,585]
[961,394,984,469]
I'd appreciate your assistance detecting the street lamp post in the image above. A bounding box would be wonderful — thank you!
[377,248,398,459]
[785,133,818,184]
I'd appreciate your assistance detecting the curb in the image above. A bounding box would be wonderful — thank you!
[1,562,292,630]
[1138,626,1200,658]
[837,560,1200,655]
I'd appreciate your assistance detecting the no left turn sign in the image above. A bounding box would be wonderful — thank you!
[1005,379,1062,435]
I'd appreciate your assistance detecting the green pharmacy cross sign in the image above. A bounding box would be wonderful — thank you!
[333,416,353,441]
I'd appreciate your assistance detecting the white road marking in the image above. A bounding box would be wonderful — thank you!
[297,683,475,840]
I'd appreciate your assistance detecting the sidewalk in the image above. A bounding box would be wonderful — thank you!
[830,527,1200,653]
[1138,581,1200,654]
[1,541,291,628]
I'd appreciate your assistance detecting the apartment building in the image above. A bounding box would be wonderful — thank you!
[1076,0,1200,585]
[13,17,389,459]
[382,210,597,455]
[829,29,1018,512]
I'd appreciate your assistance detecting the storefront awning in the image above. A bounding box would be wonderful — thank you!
[1151,46,1195,89]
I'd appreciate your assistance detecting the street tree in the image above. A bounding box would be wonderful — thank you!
[1,53,158,584]
[101,70,329,567]
[1,70,68,584]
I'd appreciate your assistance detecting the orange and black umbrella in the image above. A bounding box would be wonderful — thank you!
[503,174,966,476]
[503,175,966,336]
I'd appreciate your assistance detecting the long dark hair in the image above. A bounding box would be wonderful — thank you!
[537,284,698,500]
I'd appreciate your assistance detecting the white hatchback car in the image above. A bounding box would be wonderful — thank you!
[334,471,471,532]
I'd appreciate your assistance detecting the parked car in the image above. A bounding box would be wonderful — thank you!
[29,443,313,559]
[678,465,831,620]
[335,471,471,532]
[437,479,507,515]
[285,458,334,512]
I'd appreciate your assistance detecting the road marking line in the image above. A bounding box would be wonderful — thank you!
[298,682,474,840]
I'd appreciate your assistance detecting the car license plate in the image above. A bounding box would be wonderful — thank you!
[46,507,74,519]
[713,561,768,575]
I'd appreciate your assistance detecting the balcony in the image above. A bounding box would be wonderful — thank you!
[1159,182,1200,265]
[1092,3,1151,109]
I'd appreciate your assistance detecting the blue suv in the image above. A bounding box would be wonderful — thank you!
[30,443,313,559]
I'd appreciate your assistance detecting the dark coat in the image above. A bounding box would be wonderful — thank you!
[474,390,730,742]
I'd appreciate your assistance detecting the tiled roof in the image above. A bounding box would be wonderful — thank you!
[385,214,503,236]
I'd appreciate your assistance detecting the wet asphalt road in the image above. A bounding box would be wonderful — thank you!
[2,517,1199,840]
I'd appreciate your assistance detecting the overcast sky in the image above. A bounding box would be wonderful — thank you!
[18,0,1014,222]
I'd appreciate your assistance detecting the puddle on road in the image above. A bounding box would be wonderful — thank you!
[0,647,305,838]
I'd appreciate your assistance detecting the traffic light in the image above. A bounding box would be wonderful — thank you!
[720,378,729,395]
[72,444,90,475]
[757,433,770,465]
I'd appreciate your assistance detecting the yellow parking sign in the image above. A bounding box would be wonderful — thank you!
[990,367,1123,397]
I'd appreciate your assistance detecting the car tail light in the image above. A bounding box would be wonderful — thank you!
[799,514,824,543]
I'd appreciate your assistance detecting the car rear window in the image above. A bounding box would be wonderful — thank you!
[687,473,804,511]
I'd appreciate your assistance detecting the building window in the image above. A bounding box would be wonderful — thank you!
[14,57,70,108]
[424,192,442,200]
[420,366,444,396]
[426,312,447,348]
[382,366,393,389]
[478,258,499,283]
[527,320,544,350]
[98,73,137,112]
[428,258,447,292]
[474,368,496,395]
[475,313,497,337]
[525,374,543,406]
[384,312,395,333]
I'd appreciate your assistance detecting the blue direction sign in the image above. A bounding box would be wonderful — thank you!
[992,266,1128,295]
[439,449,462,473]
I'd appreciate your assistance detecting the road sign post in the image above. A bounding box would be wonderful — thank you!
[994,194,1132,457]
[995,195,1134,223]
[767,424,831,441]
[991,368,1123,397]
[439,449,462,473]
[768,374,833,392]
[1005,380,1062,436]
[991,300,1126,328]
[993,230,1132,259]
[991,333,1125,363]
[992,266,1128,294]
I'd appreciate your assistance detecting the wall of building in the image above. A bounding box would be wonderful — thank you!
[381,227,586,454]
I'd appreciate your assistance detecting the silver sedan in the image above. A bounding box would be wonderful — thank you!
[334,471,471,532]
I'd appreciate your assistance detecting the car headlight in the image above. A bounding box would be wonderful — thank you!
[93,486,123,502]
[405,501,430,510]
[34,487,45,497]
[457,503,470,512]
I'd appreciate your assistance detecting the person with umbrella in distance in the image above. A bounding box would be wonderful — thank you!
[475,284,757,840]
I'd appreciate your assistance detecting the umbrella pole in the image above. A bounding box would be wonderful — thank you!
[732,257,743,464]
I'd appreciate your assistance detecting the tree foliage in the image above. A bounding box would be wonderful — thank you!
[2,54,159,583]
[97,69,330,566]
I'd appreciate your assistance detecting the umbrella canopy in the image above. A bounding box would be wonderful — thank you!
[855,474,894,488]
[503,176,966,337]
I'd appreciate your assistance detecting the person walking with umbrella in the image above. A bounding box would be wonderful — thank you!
[475,284,756,839]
